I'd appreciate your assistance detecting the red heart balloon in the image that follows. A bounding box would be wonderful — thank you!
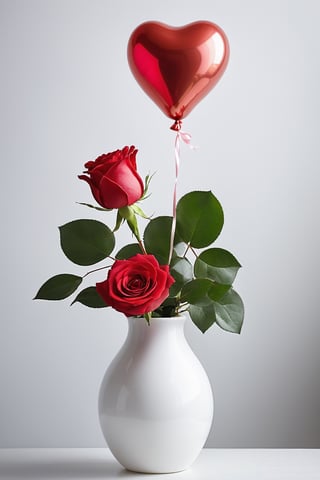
[127,21,229,125]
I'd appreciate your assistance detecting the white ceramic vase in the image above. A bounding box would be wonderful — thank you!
[98,314,213,474]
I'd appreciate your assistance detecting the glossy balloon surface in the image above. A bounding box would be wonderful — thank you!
[127,21,229,121]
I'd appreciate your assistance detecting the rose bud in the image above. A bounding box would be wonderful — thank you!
[79,145,144,209]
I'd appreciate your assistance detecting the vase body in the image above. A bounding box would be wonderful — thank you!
[98,315,213,474]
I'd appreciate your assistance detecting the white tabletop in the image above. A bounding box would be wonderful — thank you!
[0,448,319,480]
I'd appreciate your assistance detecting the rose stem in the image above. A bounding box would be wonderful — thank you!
[82,264,112,279]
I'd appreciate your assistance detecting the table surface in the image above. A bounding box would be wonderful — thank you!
[0,448,319,480]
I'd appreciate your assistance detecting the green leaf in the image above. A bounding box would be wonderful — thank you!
[59,219,115,266]
[116,243,143,259]
[176,191,224,248]
[153,296,179,317]
[169,257,193,296]
[144,216,173,264]
[34,274,82,300]
[195,248,241,284]
[189,303,216,333]
[158,295,179,308]
[71,286,108,308]
[208,283,231,301]
[214,289,244,334]
[181,279,214,307]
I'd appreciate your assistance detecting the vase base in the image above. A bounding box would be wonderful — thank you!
[124,465,188,474]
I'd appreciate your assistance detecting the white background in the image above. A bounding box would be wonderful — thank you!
[0,0,319,448]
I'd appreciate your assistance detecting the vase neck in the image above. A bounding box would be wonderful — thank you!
[126,316,187,347]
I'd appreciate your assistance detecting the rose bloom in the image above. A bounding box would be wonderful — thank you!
[96,254,175,316]
[78,145,144,209]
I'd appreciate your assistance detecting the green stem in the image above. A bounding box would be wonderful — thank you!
[183,243,191,258]
[82,264,112,279]
[178,307,190,314]
[190,246,199,258]
[138,238,147,255]
[119,206,147,255]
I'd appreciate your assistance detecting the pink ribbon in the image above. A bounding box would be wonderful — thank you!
[168,123,197,264]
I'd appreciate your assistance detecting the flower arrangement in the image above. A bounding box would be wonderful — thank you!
[35,144,243,333]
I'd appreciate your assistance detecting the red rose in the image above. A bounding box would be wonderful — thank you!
[78,145,144,209]
[96,254,175,316]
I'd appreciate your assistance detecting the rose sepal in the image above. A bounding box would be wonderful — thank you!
[113,210,125,232]
[131,203,150,219]
[144,312,152,325]
[118,206,141,242]
[77,202,113,212]
[140,172,155,200]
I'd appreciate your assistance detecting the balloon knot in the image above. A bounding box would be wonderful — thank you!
[170,120,182,131]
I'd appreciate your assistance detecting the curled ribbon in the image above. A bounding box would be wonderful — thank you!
[168,122,197,264]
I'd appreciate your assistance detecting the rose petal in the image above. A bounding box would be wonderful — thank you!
[78,175,103,206]
[99,175,129,209]
[107,157,144,205]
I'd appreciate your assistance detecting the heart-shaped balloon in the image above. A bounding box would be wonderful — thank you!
[127,21,229,125]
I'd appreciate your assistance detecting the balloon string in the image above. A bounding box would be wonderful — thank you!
[168,127,197,265]
[168,133,180,265]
